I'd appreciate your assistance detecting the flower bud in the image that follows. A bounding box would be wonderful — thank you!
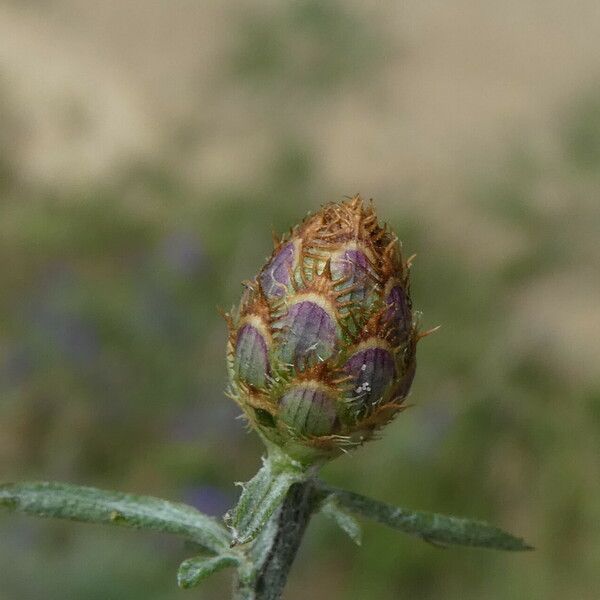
[225,196,419,464]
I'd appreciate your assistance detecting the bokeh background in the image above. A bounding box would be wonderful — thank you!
[1,1,600,598]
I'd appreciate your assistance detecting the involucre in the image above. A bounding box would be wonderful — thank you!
[225,196,419,464]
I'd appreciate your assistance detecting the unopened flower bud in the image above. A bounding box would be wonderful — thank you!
[225,196,419,464]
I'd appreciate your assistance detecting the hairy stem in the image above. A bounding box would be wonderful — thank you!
[235,479,318,600]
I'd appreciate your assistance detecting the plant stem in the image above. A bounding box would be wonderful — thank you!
[234,479,318,600]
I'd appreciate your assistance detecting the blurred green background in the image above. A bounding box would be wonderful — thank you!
[1,1,600,598]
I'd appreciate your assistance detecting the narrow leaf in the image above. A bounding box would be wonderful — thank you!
[227,457,305,545]
[0,481,230,553]
[177,554,239,589]
[321,486,533,551]
[320,496,362,545]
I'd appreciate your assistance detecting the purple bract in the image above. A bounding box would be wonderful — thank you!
[345,345,396,409]
[278,300,337,369]
[259,242,296,299]
[279,384,337,436]
[234,323,270,388]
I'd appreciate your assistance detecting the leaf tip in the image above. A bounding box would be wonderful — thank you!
[519,541,535,552]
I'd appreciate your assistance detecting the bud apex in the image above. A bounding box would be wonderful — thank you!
[226,196,419,464]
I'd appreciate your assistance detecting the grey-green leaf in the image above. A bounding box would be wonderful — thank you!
[320,496,362,545]
[177,554,240,589]
[321,486,533,551]
[0,481,230,553]
[227,457,305,545]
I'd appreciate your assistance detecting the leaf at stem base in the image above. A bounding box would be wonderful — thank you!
[226,455,306,546]
[177,554,240,589]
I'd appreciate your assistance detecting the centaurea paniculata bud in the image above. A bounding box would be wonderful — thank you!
[226,196,420,464]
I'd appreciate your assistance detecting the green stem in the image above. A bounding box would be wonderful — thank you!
[234,479,318,600]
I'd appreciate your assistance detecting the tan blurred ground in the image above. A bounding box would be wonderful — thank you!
[2,1,600,189]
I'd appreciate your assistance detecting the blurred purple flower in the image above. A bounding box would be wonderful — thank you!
[33,302,100,368]
[182,485,232,517]
[24,265,100,369]
[157,231,206,277]
[168,402,241,443]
